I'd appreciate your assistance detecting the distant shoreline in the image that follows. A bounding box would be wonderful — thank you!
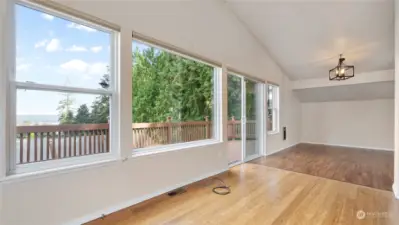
[17,114,59,125]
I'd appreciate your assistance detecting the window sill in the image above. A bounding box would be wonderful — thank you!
[0,155,119,184]
[132,139,222,158]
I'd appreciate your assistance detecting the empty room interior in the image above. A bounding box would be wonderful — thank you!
[1,0,399,224]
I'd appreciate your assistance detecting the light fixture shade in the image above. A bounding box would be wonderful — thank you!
[329,55,354,81]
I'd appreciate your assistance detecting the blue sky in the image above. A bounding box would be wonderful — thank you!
[16,4,111,116]
[16,4,151,118]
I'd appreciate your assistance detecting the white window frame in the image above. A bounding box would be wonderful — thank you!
[267,84,280,135]
[6,0,120,175]
[131,37,222,156]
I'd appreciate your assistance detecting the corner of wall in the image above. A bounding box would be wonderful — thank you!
[266,142,299,156]
[393,183,399,199]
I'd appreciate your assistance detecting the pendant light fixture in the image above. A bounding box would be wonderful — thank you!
[329,54,354,81]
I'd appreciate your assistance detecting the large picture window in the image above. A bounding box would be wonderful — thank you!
[11,2,118,173]
[131,39,219,152]
[267,84,279,133]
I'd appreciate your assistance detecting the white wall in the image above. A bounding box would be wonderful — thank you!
[301,99,394,150]
[2,144,228,225]
[0,0,300,224]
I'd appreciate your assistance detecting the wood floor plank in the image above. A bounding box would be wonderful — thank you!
[250,143,394,191]
[86,164,398,225]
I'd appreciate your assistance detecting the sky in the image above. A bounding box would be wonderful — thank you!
[16,4,111,116]
[16,4,149,117]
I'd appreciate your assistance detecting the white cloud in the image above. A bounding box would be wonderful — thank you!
[88,63,108,75]
[60,60,87,73]
[60,60,107,76]
[16,63,32,72]
[66,45,88,52]
[46,38,62,52]
[34,39,48,48]
[41,13,54,21]
[90,46,103,53]
[16,58,31,72]
[67,22,96,32]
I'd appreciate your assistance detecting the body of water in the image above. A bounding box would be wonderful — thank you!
[17,115,59,125]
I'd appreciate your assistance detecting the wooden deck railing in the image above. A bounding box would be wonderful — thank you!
[16,119,255,165]
[16,124,110,164]
[132,120,212,149]
[227,119,256,140]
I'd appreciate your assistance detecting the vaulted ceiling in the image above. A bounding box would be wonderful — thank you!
[225,0,394,80]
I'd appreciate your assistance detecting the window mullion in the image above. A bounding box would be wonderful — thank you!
[273,86,276,132]
[118,29,132,160]
[15,82,113,96]
[6,0,17,175]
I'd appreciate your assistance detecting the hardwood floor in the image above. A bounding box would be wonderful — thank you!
[86,164,398,225]
[250,143,394,191]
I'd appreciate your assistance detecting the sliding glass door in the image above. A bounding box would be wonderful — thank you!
[227,74,265,165]
[227,74,243,165]
[244,78,264,160]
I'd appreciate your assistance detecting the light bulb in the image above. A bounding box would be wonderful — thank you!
[340,68,345,74]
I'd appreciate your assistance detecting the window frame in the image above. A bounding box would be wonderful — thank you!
[7,0,120,175]
[267,84,280,135]
[131,37,222,156]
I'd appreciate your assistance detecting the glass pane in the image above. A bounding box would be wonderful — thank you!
[272,108,278,132]
[245,79,262,158]
[267,85,273,131]
[16,89,110,164]
[15,4,111,89]
[132,40,214,149]
[267,108,273,131]
[227,74,242,165]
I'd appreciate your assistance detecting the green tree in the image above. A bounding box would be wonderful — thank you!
[75,104,91,124]
[132,47,213,123]
[57,94,75,124]
[80,44,254,125]
[59,110,75,124]
[90,74,110,123]
[245,80,256,120]
[228,75,242,120]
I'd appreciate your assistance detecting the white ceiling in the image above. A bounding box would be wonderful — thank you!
[294,81,394,102]
[226,0,394,80]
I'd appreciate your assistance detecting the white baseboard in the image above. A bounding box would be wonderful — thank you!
[393,183,399,199]
[300,141,394,152]
[244,154,262,162]
[228,154,264,167]
[266,142,300,156]
[65,168,229,225]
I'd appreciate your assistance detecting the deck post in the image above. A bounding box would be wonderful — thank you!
[205,116,210,139]
[167,116,172,144]
[231,116,236,139]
